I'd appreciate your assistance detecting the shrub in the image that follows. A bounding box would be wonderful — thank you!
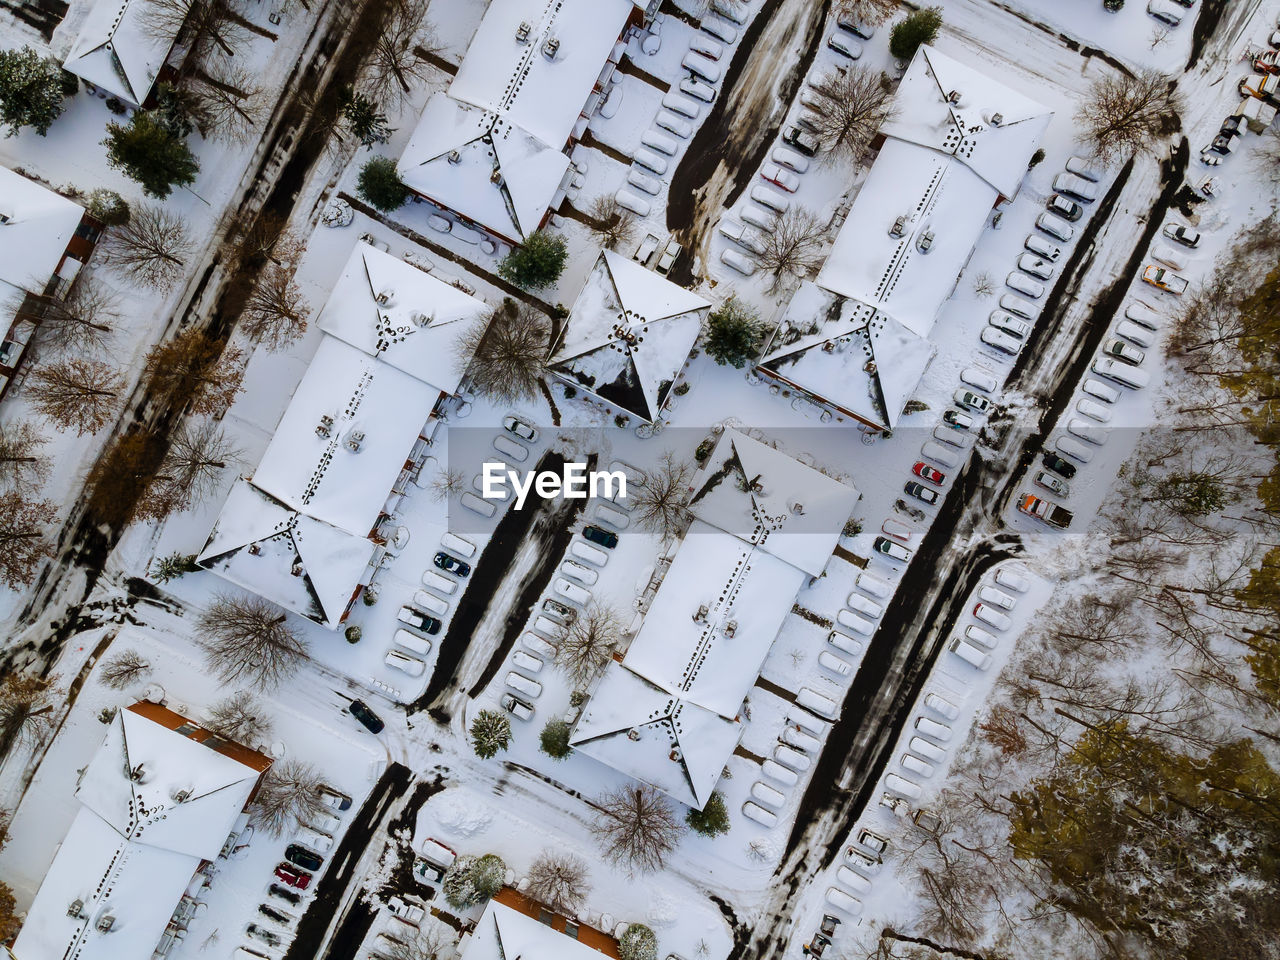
[703,295,763,368]
[619,923,658,960]
[442,853,505,907]
[540,717,572,759]
[86,188,131,226]
[356,156,409,211]
[889,7,943,61]
[1028,147,1046,169]
[685,791,730,837]
[498,230,568,289]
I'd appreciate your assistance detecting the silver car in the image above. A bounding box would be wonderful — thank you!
[1017,253,1055,281]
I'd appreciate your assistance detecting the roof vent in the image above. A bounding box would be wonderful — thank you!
[669,746,683,762]
[515,20,531,42]
[374,289,395,306]
[409,311,430,327]
[96,914,115,934]
[129,762,148,783]
[290,559,304,577]
[68,899,86,919]
[693,603,708,623]
[447,149,461,164]
[543,36,560,59]
[172,786,192,803]
[864,360,877,374]
[821,340,835,353]
[345,430,365,453]
[316,414,334,438]
[947,89,962,104]
[627,728,641,741]
[889,215,907,238]
[791,501,805,515]
[990,112,1003,126]
[490,167,504,185]
[917,230,935,253]
[724,620,738,638]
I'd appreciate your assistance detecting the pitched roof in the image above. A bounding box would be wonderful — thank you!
[464,897,619,960]
[63,0,182,105]
[880,45,1053,199]
[0,166,84,295]
[548,251,710,422]
[316,241,488,396]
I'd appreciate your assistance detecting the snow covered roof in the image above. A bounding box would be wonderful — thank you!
[251,336,437,538]
[574,434,856,808]
[882,45,1053,199]
[759,282,937,430]
[399,94,571,243]
[687,428,861,574]
[548,251,710,422]
[815,137,997,338]
[197,479,375,628]
[451,0,634,149]
[317,241,488,397]
[13,704,269,960]
[0,166,85,296]
[63,0,183,106]
[464,895,619,960]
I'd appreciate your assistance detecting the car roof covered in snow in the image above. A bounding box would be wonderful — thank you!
[548,251,710,423]
[0,166,85,297]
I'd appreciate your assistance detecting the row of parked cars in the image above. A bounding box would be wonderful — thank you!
[742,706,831,828]
[615,12,737,218]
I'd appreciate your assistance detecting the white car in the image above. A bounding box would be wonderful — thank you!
[718,218,766,255]
[701,17,738,43]
[640,129,679,156]
[1006,272,1045,299]
[827,31,862,58]
[960,367,999,393]
[502,415,538,442]
[1057,434,1096,462]
[1034,469,1068,497]
[999,292,1038,319]
[750,183,789,213]
[1124,300,1162,330]
[655,111,693,137]
[679,76,717,102]
[385,649,426,676]
[1082,378,1121,403]
[1017,253,1055,280]
[954,388,992,412]
[1162,223,1200,247]
[682,51,721,83]
[614,189,651,216]
[1115,320,1155,348]
[689,34,724,59]
[1066,155,1103,182]
[993,566,1031,592]
[1024,234,1061,261]
[760,162,801,192]
[981,326,1022,355]
[965,625,998,649]
[989,310,1032,339]
[1150,243,1186,269]
[632,147,668,175]
[741,204,775,230]
[627,166,662,195]
[1035,211,1074,242]
[846,592,884,618]
[771,146,810,173]
[1068,418,1106,445]
[978,586,1017,610]
[720,247,756,275]
[501,693,534,721]
[512,650,543,674]
[972,602,1012,631]
[1147,0,1183,26]
[1076,397,1112,423]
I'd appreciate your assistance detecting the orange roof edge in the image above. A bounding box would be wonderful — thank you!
[493,887,621,958]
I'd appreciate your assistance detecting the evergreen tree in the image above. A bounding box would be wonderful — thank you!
[102,111,199,199]
[470,709,512,759]
[703,295,763,368]
[357,156,410,211]
[889,7,943,61]
[539,717,572,759]
[151,551,199,583]
[685,791,730,837]
[86,188,131,226]
[340,89,393,148]
[441,852,506,907]
[619,924,658,960]
[498,231,568,289]
[0,46,67,137]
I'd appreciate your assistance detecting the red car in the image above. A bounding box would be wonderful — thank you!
[274,864,312,889]
[912,462,945,485]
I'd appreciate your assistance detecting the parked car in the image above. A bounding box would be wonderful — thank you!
[960,367,999,393]
[1150,243,1185,269]
[1052,172,1098,202]
[1036,211,1074,242]
[501,693,534,721]
[1124,300,1162,330]
[827,31,862,58]
[319,786,351,811]
[506,671,542,699]
[1163,223,1200,247]
[1147,0,1183,26]
[772,146,810,173]
[1142,265,1189,294]
[942,409,974,430]
[1067,419,1106,446]
[783,125,819,155]
[397,606,441,635]
[627,166,662,195]
[502,415,538,442]
[1033,470,1069,497]
[760,162,801,192]
[1077,397,1113,422]
[582,524,618,548]
[1041,450,1077,479]
[1065,156,1103,181]
[874,536,912,562]
[274,864,311,889]
[1047,194,1083,221]
[982,326,1022,356]
[912,462,945,485]
[679,76,717,102]
[999,292,1038,319]
[348,699,384,734]
[718,218,766,255]
[989,311,1032,339]
[904,480,939,504]
[655,110,693,137]
[1115,320,1154,348]
[972,602,1012,631]
[837,13,875,37]
[434,552,470,577]
[385,649,426,677]
[285,844,324,872]
[1024,234,1061,261]
[1017,253,1055,280]
[681,51,721,83]
[655,239,682,275]
[541,598,575,622]
[953,389,992,413]
[1082,378,1122,403]
[1103,337,1146,366]
[721,247,757,275]
[1006,272,1045,299]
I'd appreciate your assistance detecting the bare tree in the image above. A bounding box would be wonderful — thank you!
[0,673,55,755]
[140,418,241,520]
[457,299,550,404]
[248,758,329,836]
[0,422,49,496]
[590,783,683,874]
[757,208,827,290]
[99,203,194,291]
[971,271,995,297]
[186,62,264,144]
[586,195,637,251]
[12,274,119,355]
[555,601,624,688]
[804,66,897,161]
[360,0,440,109]
[144,328,245,417]
[241,260,310,350]
[631,450,692,540]
[98,649,152,690]
[204,689,275,744]
[429,466,466,503]
[836,0,899,27]
[26,358,122,434]
[526,850,590,914]
[0,491,56,589]
[143,0,249,60]
[381,924,449,960]
[1075,68,1184,164]
[197,593,307,688]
